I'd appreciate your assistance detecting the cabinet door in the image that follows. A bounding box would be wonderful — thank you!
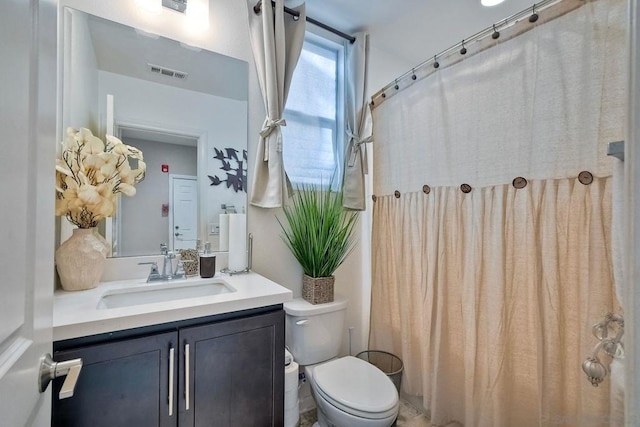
[52,331,178,427]
[179,310,284,427]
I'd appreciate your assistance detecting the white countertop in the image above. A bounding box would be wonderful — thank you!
[53,272,293,341]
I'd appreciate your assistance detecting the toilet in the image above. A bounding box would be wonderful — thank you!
[284,298,399,427]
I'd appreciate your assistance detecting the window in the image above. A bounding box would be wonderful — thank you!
[282,33,344,188]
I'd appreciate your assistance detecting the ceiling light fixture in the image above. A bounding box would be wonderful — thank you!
[481,0,506,6]
[162,0,187,13]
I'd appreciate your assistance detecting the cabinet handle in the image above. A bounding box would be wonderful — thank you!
[169,347,175,416]
[185,343,190,411]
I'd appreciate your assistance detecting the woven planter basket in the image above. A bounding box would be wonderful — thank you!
[302,274,335,304]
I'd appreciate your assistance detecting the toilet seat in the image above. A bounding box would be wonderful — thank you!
[311,356,399,420]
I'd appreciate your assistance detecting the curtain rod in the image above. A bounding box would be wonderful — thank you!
[253,1,356,44]
[372,0,571,104]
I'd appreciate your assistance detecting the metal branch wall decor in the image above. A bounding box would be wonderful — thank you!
[208,147,248,193]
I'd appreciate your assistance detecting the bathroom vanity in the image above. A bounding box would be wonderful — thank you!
[52,273,292,427]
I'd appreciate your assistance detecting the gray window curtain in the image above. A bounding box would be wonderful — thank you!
[342,32,371,210]
[246,0,306,208]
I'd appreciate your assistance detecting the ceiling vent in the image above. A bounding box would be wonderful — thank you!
[148,63,188,80]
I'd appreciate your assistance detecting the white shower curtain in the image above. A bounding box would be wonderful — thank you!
[369,0,627,425]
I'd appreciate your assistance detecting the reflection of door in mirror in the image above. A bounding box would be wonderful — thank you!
[59,9,249,258]
[114,132,198,257]
[170,175,198,251]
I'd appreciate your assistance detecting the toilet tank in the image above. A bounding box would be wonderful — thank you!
[283,297,348,366]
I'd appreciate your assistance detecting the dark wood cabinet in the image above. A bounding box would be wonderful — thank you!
[52,307,284,427]
[52,331,177,427]
[179,309,284,427]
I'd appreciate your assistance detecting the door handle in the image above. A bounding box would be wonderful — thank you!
[38,353,83,399]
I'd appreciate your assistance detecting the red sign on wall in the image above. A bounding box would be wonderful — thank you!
[162,164,169,173]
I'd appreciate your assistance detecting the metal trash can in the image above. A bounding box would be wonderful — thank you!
[356,350,403,394]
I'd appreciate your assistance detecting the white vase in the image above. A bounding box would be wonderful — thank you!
[92,227,112,256]
[55,227,108,291]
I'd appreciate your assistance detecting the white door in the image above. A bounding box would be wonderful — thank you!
[0,0,56,425]
[170,175,198,250]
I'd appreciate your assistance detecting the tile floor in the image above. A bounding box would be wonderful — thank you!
[299,398,432,427]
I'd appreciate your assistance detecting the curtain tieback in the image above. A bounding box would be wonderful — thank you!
[260,117,287,161]
[347,130,373,167]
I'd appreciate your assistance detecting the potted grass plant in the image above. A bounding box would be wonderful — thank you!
[278,183,359,304]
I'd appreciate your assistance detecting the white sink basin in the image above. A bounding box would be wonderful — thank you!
[97,280,236,309]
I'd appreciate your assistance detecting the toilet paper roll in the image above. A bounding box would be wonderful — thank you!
[219,214,229,251]
[284,361,299,392]
[284,405,299,427]
[228,214,247,271]
[284,360,299,427]
[284,388,299,409]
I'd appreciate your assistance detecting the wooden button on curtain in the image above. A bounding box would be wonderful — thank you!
[512,177,528,189]
[578,171,593,185]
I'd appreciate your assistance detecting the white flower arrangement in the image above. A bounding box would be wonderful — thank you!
[55,127,146,229]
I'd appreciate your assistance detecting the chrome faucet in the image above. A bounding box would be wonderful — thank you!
[160,244,175,277]
[137,243,186,282]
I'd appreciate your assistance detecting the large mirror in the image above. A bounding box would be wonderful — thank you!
[60,8,248,257]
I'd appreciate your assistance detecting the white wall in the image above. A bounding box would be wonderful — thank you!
[365,0,536,82]
[63,8,99,134]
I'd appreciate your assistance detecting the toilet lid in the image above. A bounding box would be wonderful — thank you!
[313,356,398,416]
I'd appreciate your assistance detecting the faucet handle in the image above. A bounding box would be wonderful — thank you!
[138,262,159,275]
[160,243,168,255]
[174,260,186,277]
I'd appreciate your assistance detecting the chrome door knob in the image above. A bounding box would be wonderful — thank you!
[38,353,83,399]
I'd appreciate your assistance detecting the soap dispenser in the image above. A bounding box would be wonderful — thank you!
[199,242,216,278]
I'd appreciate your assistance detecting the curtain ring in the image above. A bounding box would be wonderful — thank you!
[411,69,417,80]
[460,40,467,55]
[381,92,386,98]
[529,4,539,23]
[372,195,377,202]
[433,55,440,69]
[422,185,431,194]
[253,0,262,14]
[492,24,500,39]
[394,190,401,198]
[460,184,472,193]
[394,79,399,90]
